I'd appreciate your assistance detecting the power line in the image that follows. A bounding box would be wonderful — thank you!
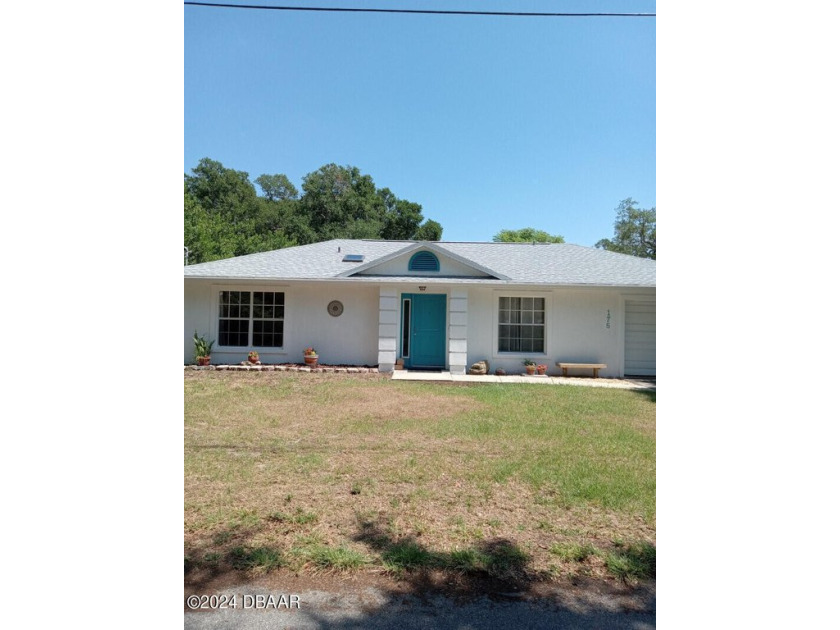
[184,2,655,18]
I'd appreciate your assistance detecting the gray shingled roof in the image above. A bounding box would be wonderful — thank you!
[183,239,655,287]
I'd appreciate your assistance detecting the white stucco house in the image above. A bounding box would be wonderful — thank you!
[183,239,656,377]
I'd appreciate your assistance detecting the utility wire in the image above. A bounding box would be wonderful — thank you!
[184,2,655,17]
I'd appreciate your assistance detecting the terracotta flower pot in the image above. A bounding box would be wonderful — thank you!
[304,355,319,367]
[198,356,210,366]
[525,366,536,375]
[248,356,259,364]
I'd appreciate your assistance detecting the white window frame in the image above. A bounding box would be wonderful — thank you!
[492,291,550,359]
[211,285,287,352]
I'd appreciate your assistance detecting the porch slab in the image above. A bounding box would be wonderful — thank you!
[393,370,654,390]
[391,370,453,382]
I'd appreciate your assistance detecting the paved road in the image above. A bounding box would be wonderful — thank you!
[185,584,655,629]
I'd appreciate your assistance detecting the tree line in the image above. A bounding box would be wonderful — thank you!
[491,198,655,260]
[184,158,443,264]
[184,158,654,263]
[594,198,656,259]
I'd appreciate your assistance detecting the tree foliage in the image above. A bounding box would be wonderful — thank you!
[492,227,565,243]
[299,164,384,240]
[184,159,442,264]
[183,159,294,264]
[595,198,656,259]
[255,173,298,201]
[415,219,443,241]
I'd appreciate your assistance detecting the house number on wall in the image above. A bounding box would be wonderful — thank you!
[606,310,611,329]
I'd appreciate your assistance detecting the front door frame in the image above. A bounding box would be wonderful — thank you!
[400,293,447,370]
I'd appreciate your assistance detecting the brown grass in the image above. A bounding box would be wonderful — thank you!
[185,371,655,585]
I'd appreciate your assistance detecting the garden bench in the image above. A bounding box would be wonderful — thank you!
[556,362,607,378]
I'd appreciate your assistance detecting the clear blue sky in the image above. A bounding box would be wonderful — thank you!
[185,1,655,246]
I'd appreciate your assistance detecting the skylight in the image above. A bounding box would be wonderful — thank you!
[342,254,365,262]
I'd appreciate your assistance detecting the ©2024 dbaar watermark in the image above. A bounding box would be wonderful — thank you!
[186,593,301,610]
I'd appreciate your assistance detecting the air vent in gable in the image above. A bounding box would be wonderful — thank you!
[408,251,440,272]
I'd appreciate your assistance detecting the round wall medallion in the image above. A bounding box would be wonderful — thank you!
[327,300,344,317]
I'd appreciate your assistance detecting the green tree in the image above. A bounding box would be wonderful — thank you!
[185,158,260,224]
[254,174,308,245]
[258,196,314,246]
[298,164,442,242]
[380,188,426,240]
[185,159,444,262]
[299,164,385,240]
[492,227,565,243]
[255,173,298,201]
[184,159,295,263]
[595,198,656,259]
[184,183,218,264]
[415,219,443,241]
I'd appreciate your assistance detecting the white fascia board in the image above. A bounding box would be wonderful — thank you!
[184,275,653,290]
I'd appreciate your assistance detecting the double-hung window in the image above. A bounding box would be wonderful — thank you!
[218,290,284,348]
[498,296,545,353]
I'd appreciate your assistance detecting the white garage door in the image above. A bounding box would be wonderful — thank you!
[625,301,656,376]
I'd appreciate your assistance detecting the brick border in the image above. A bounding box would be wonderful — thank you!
[184,364,380,374]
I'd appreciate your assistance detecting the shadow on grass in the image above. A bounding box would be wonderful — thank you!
[353,516,541,594]
[604,541,656,581]
[185,519,655,629]
[184,520,276,590]
[626,386,655,403]
[185,522,539,596]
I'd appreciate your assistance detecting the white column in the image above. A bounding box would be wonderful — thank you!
[448,289,468,375]
[378,287,398,372]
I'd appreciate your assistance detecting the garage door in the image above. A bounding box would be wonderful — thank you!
[624,301,656,376]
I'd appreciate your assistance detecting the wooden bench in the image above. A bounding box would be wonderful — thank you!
[556,362,607,378]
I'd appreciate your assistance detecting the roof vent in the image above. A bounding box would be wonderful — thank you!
[342,254,364,262]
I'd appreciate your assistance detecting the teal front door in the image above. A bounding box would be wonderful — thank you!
[401,294,446,369]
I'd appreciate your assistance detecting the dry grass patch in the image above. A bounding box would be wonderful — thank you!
[185,372,655,584]
[185,371,479,451]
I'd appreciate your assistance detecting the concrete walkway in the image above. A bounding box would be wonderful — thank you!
[392,370,655,390]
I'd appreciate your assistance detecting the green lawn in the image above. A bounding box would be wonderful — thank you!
[184,371,655,583]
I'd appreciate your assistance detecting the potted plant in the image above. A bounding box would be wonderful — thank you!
[248,350,260,364]
[303,347,319,367]
[193,331,214,366]
[522,358,536,375]
[536,364,548,376]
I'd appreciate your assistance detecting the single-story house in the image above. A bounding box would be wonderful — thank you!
[183,239,656,377]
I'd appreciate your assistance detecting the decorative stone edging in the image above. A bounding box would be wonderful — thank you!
[184,364,380,373]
